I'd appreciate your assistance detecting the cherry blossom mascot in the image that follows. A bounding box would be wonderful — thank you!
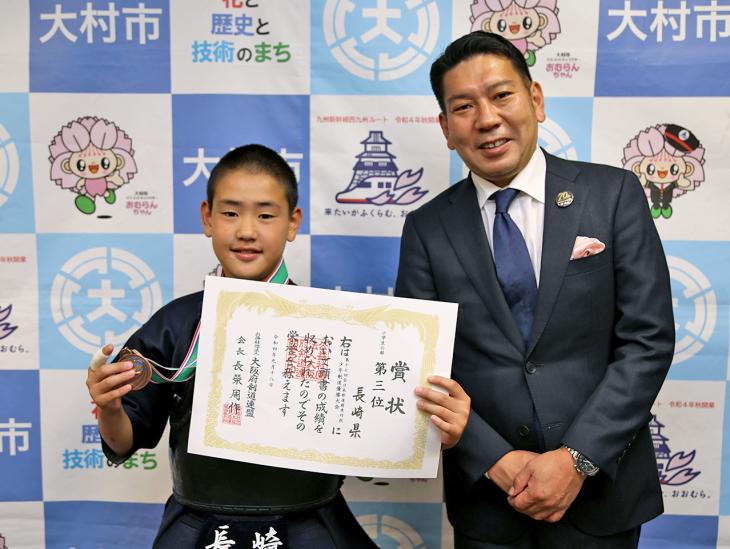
[49,117,137,215]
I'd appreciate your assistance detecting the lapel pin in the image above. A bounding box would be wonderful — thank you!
[555,191,574,208]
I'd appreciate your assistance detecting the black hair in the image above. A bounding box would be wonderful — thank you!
[206,144,298,213]
[430,31,533,114]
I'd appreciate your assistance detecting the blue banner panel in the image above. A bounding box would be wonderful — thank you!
[0,371,42,501]
[37,234,173,369]
[596,0,730,96]
[663,242,730,381]
[172,94,311,234]
[349,501,442,548]
[311,235,400,295]
[0,94,34,232]
[721,380,730,514]
[640,514,718,548]
[312,0,451,94]
[44,501,163,548]
[30,0,170,92]
[541,98,593,162]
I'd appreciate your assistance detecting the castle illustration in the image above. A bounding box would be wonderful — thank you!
[335,131,426,206]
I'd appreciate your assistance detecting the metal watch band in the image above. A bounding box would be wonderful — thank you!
[563,445,600,477]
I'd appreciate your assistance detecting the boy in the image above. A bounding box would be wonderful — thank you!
[87,144,470,548]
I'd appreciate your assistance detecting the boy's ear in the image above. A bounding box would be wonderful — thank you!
[200,200,213,237]
[287,207,303,242]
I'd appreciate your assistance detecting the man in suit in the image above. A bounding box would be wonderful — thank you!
[395,31,674,548]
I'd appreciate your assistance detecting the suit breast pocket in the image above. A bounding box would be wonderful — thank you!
[564,247,612,277]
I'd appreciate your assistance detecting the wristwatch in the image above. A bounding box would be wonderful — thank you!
[563,446,600,477]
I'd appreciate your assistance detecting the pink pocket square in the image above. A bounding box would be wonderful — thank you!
[570,236,606,260]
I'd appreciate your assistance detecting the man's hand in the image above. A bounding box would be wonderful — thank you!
[507,447,586,522]
[86,344,135,413]
[414,375,470,449]
[486,450,539,494]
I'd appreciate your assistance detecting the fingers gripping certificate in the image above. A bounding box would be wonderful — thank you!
[188,277,458,478]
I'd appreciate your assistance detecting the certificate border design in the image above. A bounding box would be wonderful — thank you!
[203,290,439,470]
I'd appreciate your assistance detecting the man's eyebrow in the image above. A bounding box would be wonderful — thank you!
[445,79,516,105]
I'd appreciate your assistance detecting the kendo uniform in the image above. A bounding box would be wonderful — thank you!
[101,290,376,549]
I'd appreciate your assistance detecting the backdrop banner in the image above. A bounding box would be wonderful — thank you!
[1,1,728,547]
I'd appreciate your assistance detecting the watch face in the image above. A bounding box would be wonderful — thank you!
[577,456,599,476]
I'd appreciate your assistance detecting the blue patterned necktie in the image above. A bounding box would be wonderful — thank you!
[491,188,538,346]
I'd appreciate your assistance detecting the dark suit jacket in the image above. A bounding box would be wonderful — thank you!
[395,152,674,543]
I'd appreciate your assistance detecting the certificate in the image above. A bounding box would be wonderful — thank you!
[188,277,458,478]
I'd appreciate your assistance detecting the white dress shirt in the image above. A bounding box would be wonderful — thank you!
[471,147,546,285]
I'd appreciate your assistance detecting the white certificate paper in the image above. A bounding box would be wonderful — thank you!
[188,277,458,478]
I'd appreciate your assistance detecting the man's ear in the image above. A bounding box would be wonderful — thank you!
[201,200,213,237]
[531,81,546,123]
[439,112,455,150]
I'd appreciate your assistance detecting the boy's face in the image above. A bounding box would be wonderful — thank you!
[201,169,302,281]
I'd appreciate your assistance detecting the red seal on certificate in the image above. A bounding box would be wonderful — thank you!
[118,348,152,391]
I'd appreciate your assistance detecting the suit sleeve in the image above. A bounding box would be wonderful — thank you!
[561,171,674,479]
[396,213,514,486]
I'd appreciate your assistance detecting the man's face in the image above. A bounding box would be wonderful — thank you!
[438,54,545,187]
[201,169,302,281]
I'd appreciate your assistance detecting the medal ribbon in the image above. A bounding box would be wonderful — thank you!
[147,259,290,384]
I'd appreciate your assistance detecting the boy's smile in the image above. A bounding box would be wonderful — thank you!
[201,169,302,281]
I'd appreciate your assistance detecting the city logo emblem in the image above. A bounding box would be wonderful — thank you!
[0,305,18,341]
[622,123,705,219]
[666,256,716,366]
[651,415,701,485]
[49,116,138,216]
[336,131,427,206]
[0,123,20,208]
[357,513,427,548]
[470,0,561,67]
[50,247,162,353]
[323,0,440,81]
[538,117,578,160]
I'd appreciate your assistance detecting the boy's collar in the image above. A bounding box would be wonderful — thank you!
[264,257,290,284]
[210,258,290,284]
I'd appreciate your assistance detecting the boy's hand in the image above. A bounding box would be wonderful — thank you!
[415,375,471,450]
[86,344,135,413]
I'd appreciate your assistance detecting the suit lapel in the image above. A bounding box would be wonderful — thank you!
[440,177,525,353]
[527,153,586,357]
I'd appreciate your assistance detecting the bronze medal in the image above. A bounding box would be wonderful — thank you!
[118,348,152,391]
